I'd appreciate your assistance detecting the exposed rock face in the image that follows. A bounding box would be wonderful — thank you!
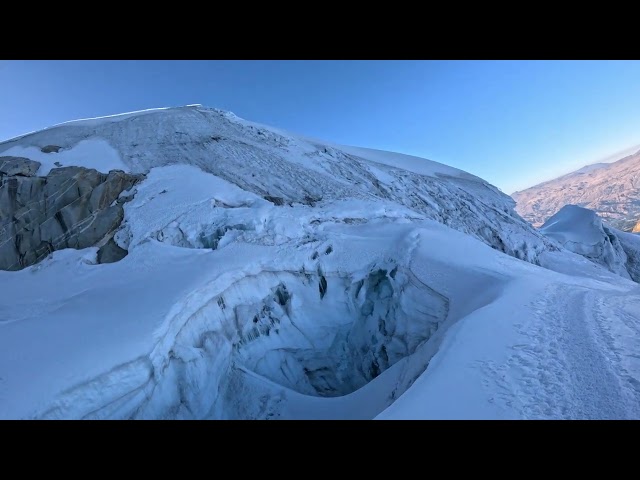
[97,238,128,264]
[0,156,41,177]
[41,145,62,154]
[0,166,143,271]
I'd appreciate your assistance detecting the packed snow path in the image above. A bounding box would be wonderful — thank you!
[494,285,639,419]
[380,276,640,420]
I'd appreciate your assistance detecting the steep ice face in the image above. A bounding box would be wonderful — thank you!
[0,105,554,265]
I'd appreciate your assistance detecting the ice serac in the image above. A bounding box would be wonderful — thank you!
[0,165,143,270]
[539,204,640,281]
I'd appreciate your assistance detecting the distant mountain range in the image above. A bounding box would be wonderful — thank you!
[512,148,640,232]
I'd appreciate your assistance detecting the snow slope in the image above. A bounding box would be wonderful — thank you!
[1,106,640,419]
[512,148,640,231]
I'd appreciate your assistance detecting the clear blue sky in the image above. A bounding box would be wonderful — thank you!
[3,60,640,193]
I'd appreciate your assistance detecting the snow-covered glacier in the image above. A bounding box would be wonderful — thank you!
[1,105,640,420]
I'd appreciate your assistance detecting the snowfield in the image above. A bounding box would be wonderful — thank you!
[0,105,639,419]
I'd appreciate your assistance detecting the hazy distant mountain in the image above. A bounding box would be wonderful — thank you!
[512,149,640,231]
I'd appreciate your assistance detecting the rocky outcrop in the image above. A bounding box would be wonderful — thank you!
[96,238,129,264]
[41,145,62,154]
[0,156,41,177]
[0,165,143,271]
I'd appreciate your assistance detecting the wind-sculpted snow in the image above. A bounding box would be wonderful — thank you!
[538,205,640,283]
[540,205,632,280]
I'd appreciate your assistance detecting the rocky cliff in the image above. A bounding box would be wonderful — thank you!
[0,156,143,271]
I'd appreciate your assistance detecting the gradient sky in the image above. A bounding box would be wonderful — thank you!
[3,60,640,193]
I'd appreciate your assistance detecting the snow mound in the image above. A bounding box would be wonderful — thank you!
[540,205,607,246]
[540,205,631,280]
